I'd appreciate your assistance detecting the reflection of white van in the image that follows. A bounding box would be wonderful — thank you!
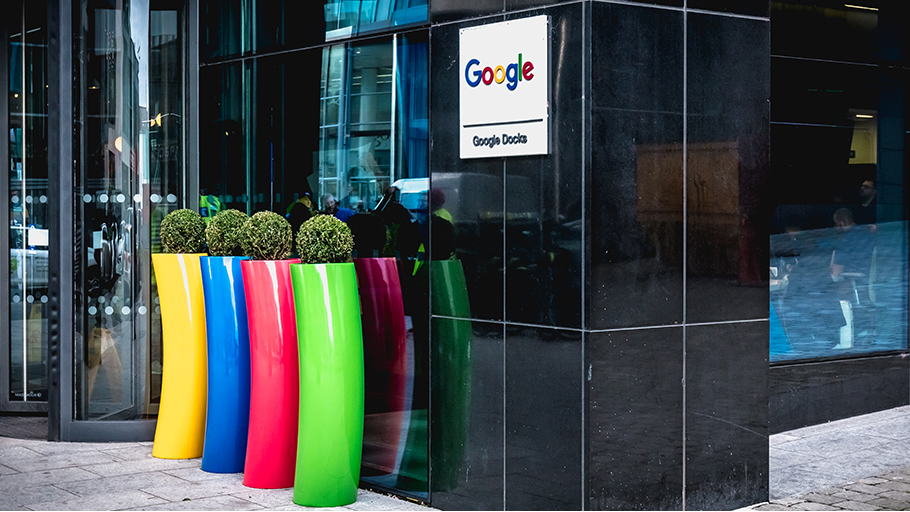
[431,172,535,223]
[391,178,428,213]
[392,173,537,221]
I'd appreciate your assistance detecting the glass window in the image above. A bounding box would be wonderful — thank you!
[325,0,428,40]
[770,3,908,363]
[201,0,428,61]
[7,0,49,405]
[771,1,908,65]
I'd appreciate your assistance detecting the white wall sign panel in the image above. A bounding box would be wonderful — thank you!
[459,15,550,159]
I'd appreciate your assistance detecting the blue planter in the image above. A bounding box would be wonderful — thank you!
[199,256,251,473]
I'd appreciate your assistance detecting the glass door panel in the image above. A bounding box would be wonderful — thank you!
[5,0,49,410]
[72,0,183,421]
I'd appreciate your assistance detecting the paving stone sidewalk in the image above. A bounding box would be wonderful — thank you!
[750,468,910,511]
[0,435,430,511]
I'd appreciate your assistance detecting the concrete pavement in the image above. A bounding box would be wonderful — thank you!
[0,435,429,511]
[746,405,910,511]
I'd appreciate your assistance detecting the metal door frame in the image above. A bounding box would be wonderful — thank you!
[47,0,198,442]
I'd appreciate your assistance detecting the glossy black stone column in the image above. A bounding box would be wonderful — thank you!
[428,1,770,509]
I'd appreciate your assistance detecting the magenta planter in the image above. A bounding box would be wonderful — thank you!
[354,258,408,476]
[241,259,301,489]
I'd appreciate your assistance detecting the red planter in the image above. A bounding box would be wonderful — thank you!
[241,259,301,488]
[354,258,408,476]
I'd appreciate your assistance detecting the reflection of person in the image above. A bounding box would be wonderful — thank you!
[376,187,420,258]
[830,208,876,349]
[85,214,123,402]
[853,179,876,226]
[321,194,356,222]
[287,192,317,237]
[429,188,452,224]
[199,180,222,223]
[831,208,874,283]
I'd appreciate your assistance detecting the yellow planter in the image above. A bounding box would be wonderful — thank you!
[151,253,208,459]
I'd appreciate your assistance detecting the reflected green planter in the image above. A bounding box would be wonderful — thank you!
[396,259,472,492]
[428,260,472,492]
[290,262,364,507]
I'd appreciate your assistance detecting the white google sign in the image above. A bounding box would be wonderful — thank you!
[459,15,550,159]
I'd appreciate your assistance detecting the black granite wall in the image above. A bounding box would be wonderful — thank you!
[428,1,771,510]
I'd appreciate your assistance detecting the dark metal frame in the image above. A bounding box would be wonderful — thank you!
[0,4,12,414]
[47,0,198,442]
[47,0,72,440]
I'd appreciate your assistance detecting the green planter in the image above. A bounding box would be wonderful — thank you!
[290,262,364,507]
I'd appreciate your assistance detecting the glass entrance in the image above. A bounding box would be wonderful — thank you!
[2,0,49,413]
[71,0,185,423]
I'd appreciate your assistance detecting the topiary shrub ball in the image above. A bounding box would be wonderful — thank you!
[206,209,249,256]
[296,214,355,264]
[240,211,293,261]
[160,208,206,254]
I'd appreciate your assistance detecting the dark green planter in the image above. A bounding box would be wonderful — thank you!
[290,262,364,507]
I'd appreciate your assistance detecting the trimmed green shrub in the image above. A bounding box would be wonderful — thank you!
[240,211,293,260]
[159,209,206,254]
[296,214,355,264]
[206,209,249,256]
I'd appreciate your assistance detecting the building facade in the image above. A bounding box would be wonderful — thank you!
[1,0,908,510]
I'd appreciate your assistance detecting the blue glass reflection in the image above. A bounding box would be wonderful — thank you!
[325,0,428,40]
[770,220,908,362]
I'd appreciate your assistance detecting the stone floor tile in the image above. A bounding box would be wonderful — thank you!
[124,495,265,511]
[25,489,167,511]
[801,493,843,505]
[860,477,890,485]
[84,458,201,478]
[0,463,19,476]
[754,505,791,511]
[0,445,42,459]
[55,471,190,496]
[24,442,123,456]
[835,500,881,511]
[787,503,840,511]
[843,482,885,495]
[229,488,296,508]
[878,480,910,493]
[0,467,100,492]
[775,497,808,506]
[868,497,910,509]
[160,467,240,484]
[141,479,246,502]
[97,446,159,462]
[3,449,122,473]
[831,490,877,502]
[880,490,910,502]
[770,433,802,446]
[346,496,429,511]
[0,484,78,508]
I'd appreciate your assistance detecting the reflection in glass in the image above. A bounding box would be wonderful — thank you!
[73,0,184,420]
[325,0,428,40]
[770,44,908,362]
[8,0,48,403]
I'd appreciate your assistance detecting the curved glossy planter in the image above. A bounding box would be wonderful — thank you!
[291,262,364,507]
[353,258,407,476]
[200,256,251,473]
[241,259,301,489]
[151,253,208,459]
